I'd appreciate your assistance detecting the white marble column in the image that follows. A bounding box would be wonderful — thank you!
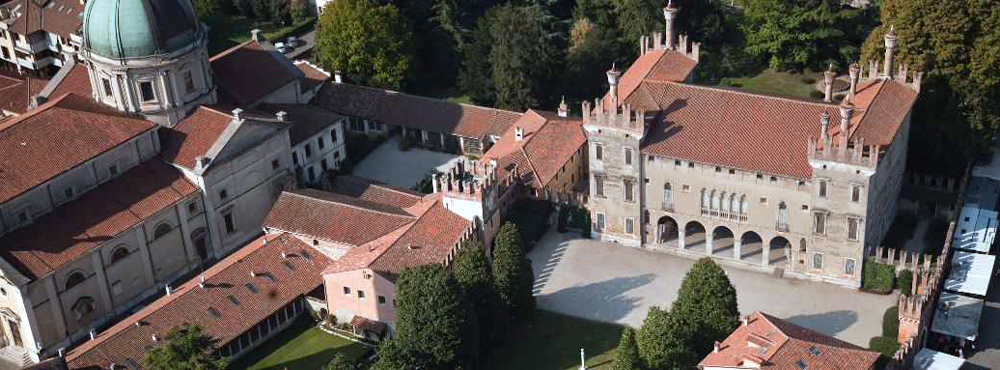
[733,239,741,260]
[762,241,771,267]
[677,226,686,250]
[705,228,714,255]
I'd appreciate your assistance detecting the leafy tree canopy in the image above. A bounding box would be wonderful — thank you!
[636,306,696,370]
[612,326,642,370]
[742,0,868,70]
[490,4,562,111]
[142,324,228,370]
[392,264,465,368]
[492,222,536,323]
[670,258,740,360]
[315,0,413,89]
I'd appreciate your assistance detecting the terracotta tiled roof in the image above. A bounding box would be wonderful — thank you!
[602,49,698,109]
[0,69,47,115]
[698,311,879,370]
[65,233,333,369]
[158,106,233,168]
[294,60,330,93]
[260,103,342,145]
[482,110,586,189]
[0,0,83,38]
[47,63,93,99]
[0,160,197,280]
[328,175,424,209]
[849,80,918,145]
[0,93,156,203]
[264,189,417,246]
[368,200,471,278]
[210,40,302,105]
[314,82,522,139]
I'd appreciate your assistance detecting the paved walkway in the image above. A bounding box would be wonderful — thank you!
[528,230,897,346]
[352,135,463,189]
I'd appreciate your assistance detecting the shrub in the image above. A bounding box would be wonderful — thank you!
[581,212,592,238]
[809,90,825,99]
[506,199,553,251]
[896,270,913,296]
[557,206,569,233]
[882,306,899,338]
[862,258,895,294]
[801,77,816,84]
[868,336,900,357]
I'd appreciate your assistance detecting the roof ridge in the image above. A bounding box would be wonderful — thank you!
[849,79,888,140]
[0,92,71,132]
[653,80,841,109]
[518,146,542,186]
[209,39,256,62]
[370,199,450,269]
[286,190,415,219]
[330,81,521,117]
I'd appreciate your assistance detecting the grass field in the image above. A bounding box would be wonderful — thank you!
[719,69,823,99]
[488,310,625,370]
[203,13,314,55]
[229,316,369,370]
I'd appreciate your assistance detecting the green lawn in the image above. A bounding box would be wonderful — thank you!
[229,316,370,370]
[488,310,625,370]
[719,69,824,99]
[203,13,315,55]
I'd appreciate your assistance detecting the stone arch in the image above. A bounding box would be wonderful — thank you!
[684,221,706,252]
[64,270,86,291]
[769,236,791,266]
[740,231,763,262]
[657,216,679,247]
[192,227,211,262]
[71,296,96,320]
[712,226,735,257]
[153,222,172,239]
[109,245,130,265]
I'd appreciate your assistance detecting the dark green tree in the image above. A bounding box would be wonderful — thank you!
[393,264,465,368]
[860,0,1000,172]
[250,0,269,20]
[489,4,560,111]
[670,258,740,360]
[370,339,430,370]
[742,0,867,70]
[636,306,696,370]
[192,0,216,19]
[290,0,310,23]
[377,0,458,93]
[315,0,412,89]
[269,0,291,25]
[142,325,228,370]
[612,326,643,370]
[323,353,354,370]
[231,0,252,17]
[457,9,497,105]
[492,222,536,323]
[452,241,494,364]
[612,0,661,48]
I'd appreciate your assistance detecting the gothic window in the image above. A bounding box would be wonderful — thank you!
[624,180,634,202]
[662,183,672,210]
[330,129,338,142]
[318,136,325,150]
[139,81,155,102]
[153,223,172,239]
[812,253,824,269]
[711,191,720,210]
[184,70,195,93]
[851,185,863,202]
[777,202,788,230]
[814,212,827,234]
[728,194,736,213]
[848,217,861,241]
[701,189,710,209]
[65,271,86,291]
[740,195,748,214]
[818,180,828,198]
[720,192,729,213]
[71,296,96,319]
[110,246,130,265]
[845,258,857,275]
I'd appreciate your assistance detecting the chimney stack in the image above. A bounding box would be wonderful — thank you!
[848,62,860,95]
[839,94,855,148]
[89,330,96,341]
[823,63,835,102]
[713,341,722,353]
[663,1,679,50]
[558,96,568,117]
[820,111,830,142]
[232,108,243,121]
[607,64,621,107]
[334,70,342,83]
[883,25,897,78]
[251,29,262,42]
[514,126,524,141]
[164,285,172,296]
[276,111,287,122]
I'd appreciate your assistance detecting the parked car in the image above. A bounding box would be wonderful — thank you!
[286,36,300,47]
[274,42,290,53]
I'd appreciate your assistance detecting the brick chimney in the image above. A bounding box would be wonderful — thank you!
[820,111,830,142]
[515,126,524,141]
[848,62,860,95]
[558,96,568,117]
[883,25,896,78]
[275,111,288,122]
[839,94,854,148]
[607,64,622,107]
[232,108,243,121]
[251,29,263,42]
[823,63,836,102]
[663,0,679,50]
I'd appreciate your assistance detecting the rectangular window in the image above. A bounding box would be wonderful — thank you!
[851,186,862,202]
[848,217,860,241]
[187,201,199,214]
[1,47,9,59]
[184,70,195,93]
[595,144,603,160]
[102,78,113,97]
[674,159,681,166]
[358,290,365,299]
[64,187,74,199]
[844,258,856,275]
[595,175,604,197]
[814,212,826,234]
[596,213,605,231]
[330,129,338,142]
[224,212,236,234]
[662,184,673,210]
[139,81,155,102]
[219,189,228,200]
[818,180,828,198]
[334,151,340,159]
[624,180,634,202]
[308,167,316,182]
[318,137,325,150]
[813,253,823,269]
[321,159,328,171]
[108,164,119,177]
[342,287,350,295]
[624,148,633,166]
[292,152,299,165]
[625,218,634,234]
[305,144,313,157]
[378,296,386,304]
[17,210,29,224]
[271,159,280,170]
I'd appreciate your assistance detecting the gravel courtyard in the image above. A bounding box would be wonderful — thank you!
[352,135,463,189]
[528,230,897,347]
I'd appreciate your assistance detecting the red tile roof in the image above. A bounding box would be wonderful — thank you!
[633,78,916,180]
[264,189,417,246]
[47,63,93,99]
[65,233,333,369]
[0,93,156,203]
[483,110,586,189]
[328,175,424,209]
[0,160,198,280]
[368,200,470,277]
[314,82,522,140]
[260,103,342,145]
[210,40,301,105]
[158,106,233,168]
[0,69,47,115]
[294,60,330,93]
[0,0,84,38]
[603,49,698,109]
[699,311,879,370]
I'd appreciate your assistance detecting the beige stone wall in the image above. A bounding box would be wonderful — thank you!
[324,269,398,330]
[585,124,643,246]
[542,146,587,195]
[865,115,910,247]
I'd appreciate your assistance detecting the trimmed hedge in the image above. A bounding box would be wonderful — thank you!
[868,336,900,357]
[896,270,913,296]
[862,258,896,294]
[882,306,899,338]
[507,200,554,251]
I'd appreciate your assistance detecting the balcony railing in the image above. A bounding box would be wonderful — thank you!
[775,222,789,232]
[701,207,748,223]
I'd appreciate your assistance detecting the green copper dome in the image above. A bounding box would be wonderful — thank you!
[83,0,201,59]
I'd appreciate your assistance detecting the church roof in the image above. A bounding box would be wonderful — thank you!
[0,159,198,280]
[264,189,417,247]
[259,103,343,146]
[0,69,48,116]
[0,93,156,203]
[159,105,286,170]
[210,40,303,105]
[65,233,333,369]
[82,0,201,59]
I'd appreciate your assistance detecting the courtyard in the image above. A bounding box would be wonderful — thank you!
[229,316,369,370]
[351,135,463,189]
[528,230,897,346]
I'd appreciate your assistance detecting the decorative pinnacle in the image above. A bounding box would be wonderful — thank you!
[665,0,677,11]
[840,92,855,108]
[827,63,834,72]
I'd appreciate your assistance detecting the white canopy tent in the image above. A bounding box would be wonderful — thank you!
[931,292,985,341]
[912,348,967,370]
[944,251,996,297]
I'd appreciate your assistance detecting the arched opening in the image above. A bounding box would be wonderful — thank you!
[192,228,211,263]
[64,271,86,291]
[109,246,130,265]
[769,236,791,266]
[153,222,172,239]
[71,296,96,320]
[739,231,763,262]
[684,221,706,252]
[712,226,735,256]
[657,216,679,247]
